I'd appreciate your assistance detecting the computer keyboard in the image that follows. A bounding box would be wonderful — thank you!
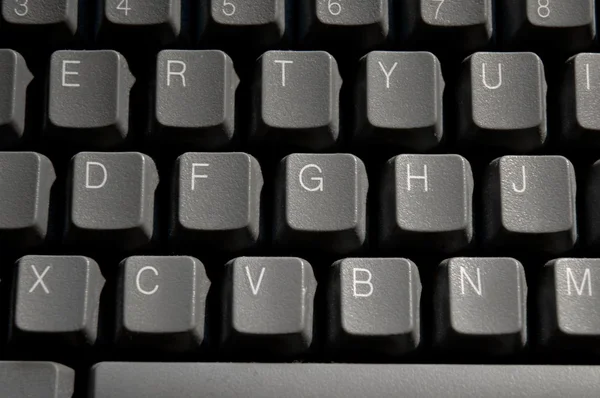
[1,0,600,397]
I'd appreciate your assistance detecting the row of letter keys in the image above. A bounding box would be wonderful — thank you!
[2,49,599,150]
[0,151,591,255]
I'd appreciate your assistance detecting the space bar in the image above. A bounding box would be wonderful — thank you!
[89,362,600,398]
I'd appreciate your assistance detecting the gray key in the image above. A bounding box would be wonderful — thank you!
[354,52,444,151]
[484,156,577,254]
[458,52,547,152]
[89,362,600,398]
[434,257,527,355]
[380,154,473,253]
[221,257,316,357]
[274,153,368,254]
[170,152,263,252]
[0,152,55,250]
[116,256,210,353]
[154,50,238,149]
[399,0,493,54]
[298,0,389,53]
[251,51,342,151]
[46,50,135,148]
[65,152,158,252]
[539,258,600,354]
[0,362,74,398]
[9,256,104,348]
[561,54,600,146]
[0,50,32,147]
[328,258,421,357]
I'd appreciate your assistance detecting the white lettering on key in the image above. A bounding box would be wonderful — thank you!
[482,63,502,90]
[29,265,51,294]
[245,266,265,296]
[378,61,398,89]
[191,163,209,191]
[406,164,428,192]
[274,60,293,87]
[353,268,374,298]
[460,266,482,296]
[85,162,107,189]
[567,267,592,296]
[512,165,526,193]
[167,60,187,87]
[136,266,159,296]
[62,60,81,88]
[299,164,324,192]
[586,63,591,91]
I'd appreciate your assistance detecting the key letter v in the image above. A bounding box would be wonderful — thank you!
[245,266,266,296]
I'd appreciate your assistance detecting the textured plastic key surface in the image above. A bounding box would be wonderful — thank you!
[89,362,600,398]
[0,361,74,398]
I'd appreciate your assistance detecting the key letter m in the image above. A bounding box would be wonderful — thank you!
[566,267,592,296]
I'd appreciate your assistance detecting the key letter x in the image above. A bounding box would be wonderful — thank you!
[29,265,51,294]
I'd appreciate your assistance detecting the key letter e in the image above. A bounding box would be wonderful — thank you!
[86,162,107,189]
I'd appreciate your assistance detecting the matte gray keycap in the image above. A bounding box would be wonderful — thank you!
[98,0,182,45]
[539,258,600,354]
[484,156,577,254]
[116,256,210,353]
[0,50,32,147]
[399,0,493,54]
[500,0,595,54]
[561,54,600,146]
[298,0,389,53]
[458,52,547,152]
[154,50,239,149]
[46,50,135,148]
[251,51,342,151]
[0,362,74,398]
[170,152,262,252]
[380,154,473,253]
[354,52,444,150]
[434,257,527,355]
[328,258,421,357]
[585,160,600,248]
[9,256,104,348]
[221,257,316,357]
[65,152,158,251]
[0,152,55,250]
[274,154,368,254]
[89,362,600,398]
[200,0,286,52]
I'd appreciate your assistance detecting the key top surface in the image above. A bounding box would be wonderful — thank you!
[0,50,32,148]
[0,361,74,398]
[89,362,600,398]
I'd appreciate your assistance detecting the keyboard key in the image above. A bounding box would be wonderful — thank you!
[274,154,368,254]
[97,0,182,46]
[584,160,600,248]
[328,258,421,357]
[298,0,389,53]
[539,258,600,354]
[399,0,493,54]
[170,152,263,252]
[0,152,55,250]
[153,50,239,149]
[354,51,444,151]
[251,51,342,151]
[221,257,316,358]
[499,0,595,54]
[1,0,79,46]
[89,362,600,398]
[434,257,527,355]
[0,50,32,148]
[65,152,158,252]
[46,50,135,149]
[560,53,600,146]
[9,256,104,349]
[115,256,210,353]
[0,362,74,398]
[457,52,547,152]
[484,156,577,254]
[380,154,473,253]
[199,0,286,52]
